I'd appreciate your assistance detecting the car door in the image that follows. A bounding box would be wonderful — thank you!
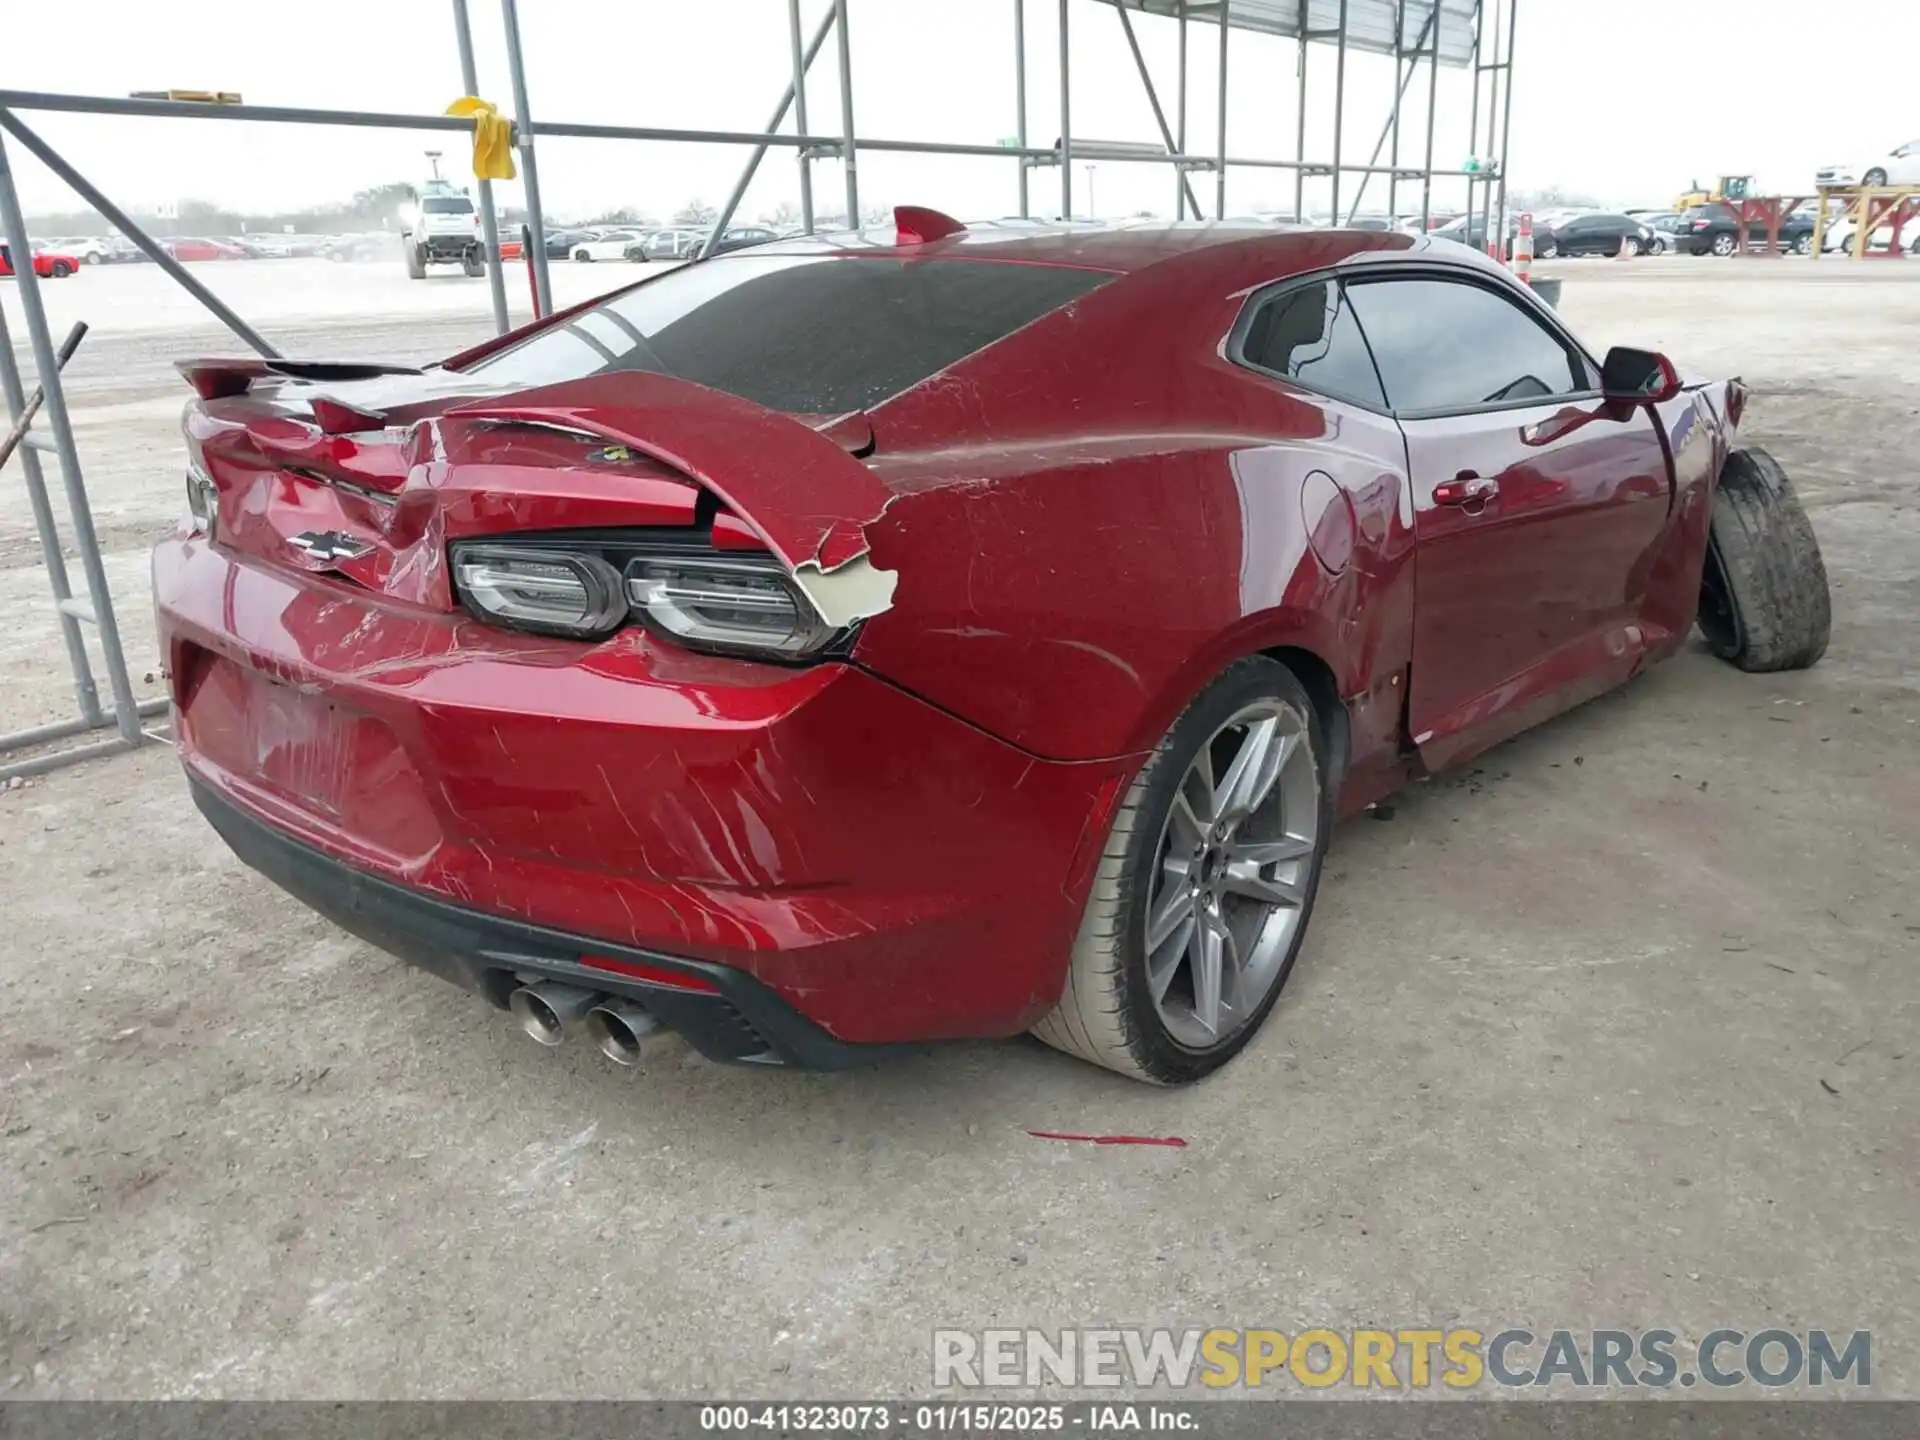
[1341,272,1675,770]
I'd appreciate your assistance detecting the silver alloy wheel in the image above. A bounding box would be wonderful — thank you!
[1143,699,1319,1049]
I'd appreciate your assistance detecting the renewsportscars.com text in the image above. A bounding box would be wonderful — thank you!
[933,1327,1872,1390]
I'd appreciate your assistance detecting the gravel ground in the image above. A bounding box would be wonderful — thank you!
[1,254,1915,1399]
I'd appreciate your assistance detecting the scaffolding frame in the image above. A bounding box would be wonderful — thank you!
[0,0,1515,777]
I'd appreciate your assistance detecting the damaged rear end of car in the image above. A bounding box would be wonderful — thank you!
[156,244,1132,1068]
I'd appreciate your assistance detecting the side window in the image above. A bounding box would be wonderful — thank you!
[1237,280,1386,409]
[1344,277,1585,412]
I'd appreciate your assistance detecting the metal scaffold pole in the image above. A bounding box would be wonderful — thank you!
[1215,0,1229,218]
[1330,0,1348,222]
[498,0,553,316]
[835,0,859,225]
[790,0,817,232]
[705,5,837,257]
[0,303,99,728]
[0,131,143,746]
[1058,0,1072,219]
[1015,0,1031,218]
[451,0,511,336]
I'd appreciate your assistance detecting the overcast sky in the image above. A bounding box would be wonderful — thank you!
[6,0,1918,226]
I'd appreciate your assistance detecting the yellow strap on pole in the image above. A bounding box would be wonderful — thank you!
[445,97,517,181]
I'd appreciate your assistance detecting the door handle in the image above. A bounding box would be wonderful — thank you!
[1433,472,1500,506]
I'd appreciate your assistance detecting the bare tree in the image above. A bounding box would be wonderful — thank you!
[674,198,718,226]
[763,199,801,228]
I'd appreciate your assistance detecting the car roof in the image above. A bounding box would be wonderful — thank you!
[741,217,1505,281]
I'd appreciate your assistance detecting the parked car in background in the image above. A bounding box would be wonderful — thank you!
[157,215,1829,1084]
[638,228,708,260]
[404,191,485,278]
[1821,215,1919,255]
[1636,212,1688,253]
[165,238,245,262]
[707,226,779,255]
[0,242,80,278]
[323,233,396,263]
[46,235,114,265]
[1544,212,1657,257]
[1430,213,1535,259]
[1816,140,1920,189]
[1675,203,1817,257]
[544,228,590,259]
[571,228,646,261]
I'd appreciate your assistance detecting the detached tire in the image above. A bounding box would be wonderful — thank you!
[1698,447,1830,672]
[1033,657,1333,1084]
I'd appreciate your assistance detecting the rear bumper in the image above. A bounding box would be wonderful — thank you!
[418,234,478,260]
[194,779,889,1069]
[155,534,1129,1046]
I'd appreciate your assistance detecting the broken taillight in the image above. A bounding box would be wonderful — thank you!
[449,533,847,661]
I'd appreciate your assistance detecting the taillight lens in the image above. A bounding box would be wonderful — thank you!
[450,536,844,660]
[627,554,834,658]
[453,546,627,639]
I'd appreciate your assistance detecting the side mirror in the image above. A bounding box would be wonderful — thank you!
[1601,345,1682,403]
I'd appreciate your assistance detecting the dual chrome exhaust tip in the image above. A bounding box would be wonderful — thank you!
[507,982,663,1066]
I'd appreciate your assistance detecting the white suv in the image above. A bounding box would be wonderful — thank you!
[403,191,484,278]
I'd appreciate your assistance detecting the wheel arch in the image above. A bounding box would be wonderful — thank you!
[1259,643,1350,795]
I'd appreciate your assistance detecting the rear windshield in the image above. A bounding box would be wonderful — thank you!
[422,196,474,214]
[460,254,1111,413]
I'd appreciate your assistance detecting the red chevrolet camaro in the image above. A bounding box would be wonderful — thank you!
[154,211,1829,1083]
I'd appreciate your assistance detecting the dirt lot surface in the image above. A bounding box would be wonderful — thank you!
[2,255,1916,1398]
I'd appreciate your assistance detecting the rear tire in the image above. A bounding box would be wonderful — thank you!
[1710,232,1738,257]
[1697,447,1830,672]
[461,249,485,278]
[574,248,593,262]
[1623,236,1642,256]
[1032,657,1333,1084]
[405,245,427,280]
[1792,233,1812,255]
[1863,167,1888,187]
[50,261,72,278]
[84,251,102,265]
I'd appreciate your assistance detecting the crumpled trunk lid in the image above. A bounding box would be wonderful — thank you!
[184,364,899,622]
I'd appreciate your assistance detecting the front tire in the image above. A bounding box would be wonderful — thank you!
[1623,236,1642,256]
[574,248,593,262]
[1033,657,1333,1084]
[1863,167,1888,187]
[1698,447,1830,672]
[1793,233,1813,255]
[84,251,102,265]
[49,261,72,278]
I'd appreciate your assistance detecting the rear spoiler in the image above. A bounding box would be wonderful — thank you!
[176,358,425,401]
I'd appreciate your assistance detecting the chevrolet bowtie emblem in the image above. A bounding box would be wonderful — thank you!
[287,530,373,562]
